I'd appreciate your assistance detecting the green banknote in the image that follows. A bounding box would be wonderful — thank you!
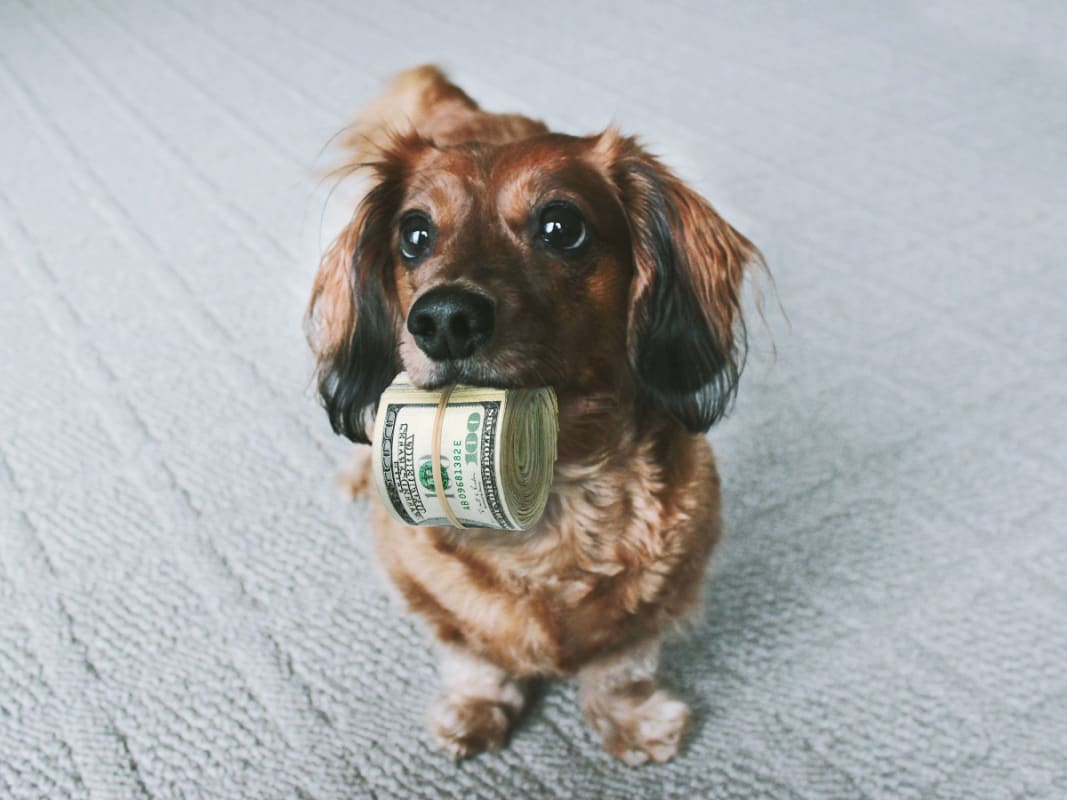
[371,376,558,530]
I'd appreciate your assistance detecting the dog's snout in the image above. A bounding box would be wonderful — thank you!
[407,287,494,361]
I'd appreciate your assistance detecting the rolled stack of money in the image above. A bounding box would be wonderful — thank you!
[371,375,559,530]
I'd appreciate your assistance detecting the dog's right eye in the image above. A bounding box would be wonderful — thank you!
[399,213,434,263]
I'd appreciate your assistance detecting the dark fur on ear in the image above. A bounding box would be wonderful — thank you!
[306,158,409,443]
[600,131,757,432]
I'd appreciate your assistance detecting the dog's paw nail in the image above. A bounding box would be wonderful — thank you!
[429,695,512,758]
[336,472,367,499]
[335,448,373,499]
[589,690,691,765]
[620,747,651,766]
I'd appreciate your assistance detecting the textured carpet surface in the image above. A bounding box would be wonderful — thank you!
[2,2,1066,798]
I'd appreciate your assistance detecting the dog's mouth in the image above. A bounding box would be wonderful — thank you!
[406,349,561,393]
[414,360,516,391]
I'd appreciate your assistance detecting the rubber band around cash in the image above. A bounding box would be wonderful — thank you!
[371,375,559,530]
[429,384,466,529]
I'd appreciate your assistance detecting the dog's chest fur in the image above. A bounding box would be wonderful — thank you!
[372,424,720,676]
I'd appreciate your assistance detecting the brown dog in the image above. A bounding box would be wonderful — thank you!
[307,66,758,764]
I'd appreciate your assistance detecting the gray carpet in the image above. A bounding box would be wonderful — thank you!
[2,2,1065,798]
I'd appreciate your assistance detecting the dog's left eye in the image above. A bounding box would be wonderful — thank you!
[538,203,587,252]
[399,213,434,263]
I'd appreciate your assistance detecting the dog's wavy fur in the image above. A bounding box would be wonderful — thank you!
[307,65,758,763]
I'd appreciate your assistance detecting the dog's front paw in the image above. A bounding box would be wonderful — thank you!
[428,694,514,758]
[584,687,692,765]
[336,446,373,499]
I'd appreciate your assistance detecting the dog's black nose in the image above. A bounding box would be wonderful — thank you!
[407,287,495,361]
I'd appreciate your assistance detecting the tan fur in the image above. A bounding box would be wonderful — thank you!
[580,640,693,764]
[369,423,719,676]
[309,66,755,762]
[341,65,548,162]
[428,645,526,757]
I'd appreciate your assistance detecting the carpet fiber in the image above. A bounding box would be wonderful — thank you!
[2,2,1065,798]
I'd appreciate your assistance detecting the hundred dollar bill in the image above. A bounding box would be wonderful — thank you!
[371,375,559,530]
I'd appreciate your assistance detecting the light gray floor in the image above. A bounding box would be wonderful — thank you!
[2,2,1065,798]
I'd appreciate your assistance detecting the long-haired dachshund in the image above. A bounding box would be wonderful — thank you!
[307,65,758,764]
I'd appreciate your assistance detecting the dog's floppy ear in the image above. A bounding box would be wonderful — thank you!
[306,156,408,443]
[598,130,757,432]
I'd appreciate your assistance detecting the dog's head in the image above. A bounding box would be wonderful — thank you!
[307,129,757,443]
